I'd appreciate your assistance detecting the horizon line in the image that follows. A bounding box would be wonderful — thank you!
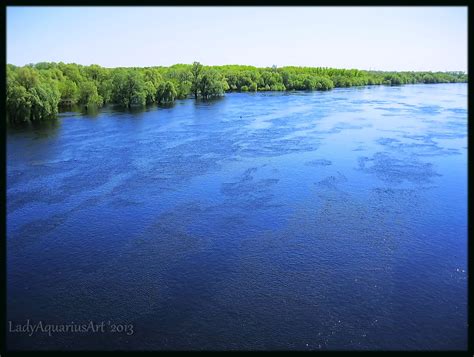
[6,61,468,73]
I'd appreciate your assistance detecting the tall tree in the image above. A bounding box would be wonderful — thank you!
[156,81,177,104]
[199,69,226,99]
[191,61,203,100]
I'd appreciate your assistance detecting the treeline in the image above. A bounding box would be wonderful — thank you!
[6,62,467,123]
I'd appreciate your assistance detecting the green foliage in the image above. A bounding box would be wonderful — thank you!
[156,81,177,104]
[78,81,103,107]
[144,81,157,104]
[111,70,146,107]
[199,68,226,99]
[59,79,79,103]
[165,66,192,99]
[5,62,468,123]
[98,79,113,104]
[7,84,33,123]
[7,67,60,123]
[191,61,203,99]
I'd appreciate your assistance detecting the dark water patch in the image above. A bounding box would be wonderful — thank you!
[376,137,461,157]
[407,105,442,114]
[374,106,402,113]
[357,152,441,184]
[352,145,367,152]
[221,168,281,211]
[444,107,467,115]
[305,159,332,167]
[237,137,319,157]
[7,188,69,214]
[9,213,69,249]
[315,172,348,190]
[330,122,373,133]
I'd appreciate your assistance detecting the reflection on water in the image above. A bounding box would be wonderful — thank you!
[7,84,467,350]
[7,118,61,138]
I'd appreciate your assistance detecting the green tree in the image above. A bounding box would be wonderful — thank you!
[156,81,177,104]
[111,70,146,107]
[6,67,60,122]
[199,69,226,99]
[191,61,203,99]
[78,81,103,107]
[59,79,79,104]
[5,61,468,123]
[7,84,32,123]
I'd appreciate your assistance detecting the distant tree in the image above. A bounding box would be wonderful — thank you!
[156,81,177,104]
[111,70,146,107]
[78,81,103,107]
[59,79,79,104]
[6,66,60,122]
[199,69,226,99]
[7,83,32,123]
[166,67,192,99]
[191,61,203,99]
[98,79,114,104]
[16,67,39,90]
[144,81,157,104]
[144,68,163,88]
[5,61,468,123]
[303,76,317,90]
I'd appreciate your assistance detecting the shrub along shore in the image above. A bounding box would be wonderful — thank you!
[6,62,467,123]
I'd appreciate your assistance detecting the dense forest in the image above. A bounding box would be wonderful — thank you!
[6,62,467,123]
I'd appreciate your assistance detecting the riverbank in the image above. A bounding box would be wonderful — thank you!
[6,62,467,124]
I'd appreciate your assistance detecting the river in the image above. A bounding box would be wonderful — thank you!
[7,84,468,350]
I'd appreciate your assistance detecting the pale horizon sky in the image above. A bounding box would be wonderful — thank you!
[7,6,468,72]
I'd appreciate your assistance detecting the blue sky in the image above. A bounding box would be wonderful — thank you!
[7,6,468,71]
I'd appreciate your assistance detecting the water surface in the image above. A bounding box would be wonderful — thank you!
[7,84,468,350]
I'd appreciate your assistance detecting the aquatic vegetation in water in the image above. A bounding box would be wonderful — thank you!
[357,152,441,184]
[305,159,332,167]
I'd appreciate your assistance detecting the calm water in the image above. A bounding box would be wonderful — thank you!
[7,84,467,350]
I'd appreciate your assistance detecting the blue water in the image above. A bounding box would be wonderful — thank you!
[7,84,467,350]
